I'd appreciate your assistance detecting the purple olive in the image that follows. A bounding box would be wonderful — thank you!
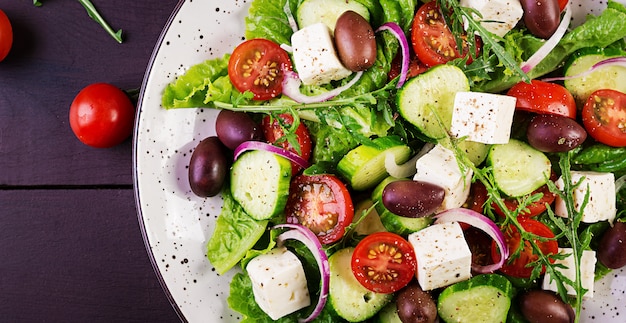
[520,0,561,39]
[396,283,437,323]
[526,114,587,153]
[382,180,445,218]
[215,109,264,150]
[597,221,626,269]
[519,290,575,323]
[334,10,376,72]
[188,136,230,197]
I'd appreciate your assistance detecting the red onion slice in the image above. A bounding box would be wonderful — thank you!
[520,4,571,73]
[234,140,310,170]
[376,22,410,88]
[274,224,330,323]
[434,208,509,273]
[281,70,363,104]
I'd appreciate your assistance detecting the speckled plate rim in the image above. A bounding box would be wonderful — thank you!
[132,1,626,322]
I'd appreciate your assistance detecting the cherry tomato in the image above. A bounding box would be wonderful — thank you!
[69,83,135,148]
[581,89,626,147]
[351,232,416,294]
[558,0,569,11]
[507,80,577,118]
[493,173,557,218]
[0,9,13,62]
[491,218,558,278]
[228,38,292,101]
[261,113,312,174]
[285,174,354,245]
[410,1,479,67]
[387,49,428,82]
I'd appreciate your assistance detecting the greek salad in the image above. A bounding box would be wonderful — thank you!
[161,0,626,322]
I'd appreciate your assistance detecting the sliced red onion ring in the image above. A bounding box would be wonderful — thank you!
[384,143,434,178]
[234,140,310,170]
[376,22,410,88]
[542,56,626,82]
[434,208,509,273]
[274,224,330,323]
[281,70,363,104]
[520,4,571,73]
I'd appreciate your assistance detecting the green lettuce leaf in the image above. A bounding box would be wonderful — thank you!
[245,0,296,46]
[206,189,268,275]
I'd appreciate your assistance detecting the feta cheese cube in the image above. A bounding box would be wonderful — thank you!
[413,144,473,212]
[460,0,524,37]
[291,22,352,86]
[554,171,616,223]
[408,222,472,290]
[450,91,517,144]
[246,247,311,320]
[542,248,597,298]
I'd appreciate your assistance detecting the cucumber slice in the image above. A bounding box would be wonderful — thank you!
[328,248,393,322]
[438,274,514,323]
[296,0,370,32]
[374,301,402,323]
[230,149,292,220]
[337,136,411,191]
[487,139,551,197]
[564,47,626,105]
[397,64,470,140]
[371,177,432,235]
[441,138,491,166]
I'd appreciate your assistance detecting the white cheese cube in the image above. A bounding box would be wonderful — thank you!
[408,222,472,290]
[460,0,524,37]
[413,144,473,212]
[542,248,597,298]
[450,91,517,144]
[291,22,352,86]
[554,171,616,223]
[246,247,311,320]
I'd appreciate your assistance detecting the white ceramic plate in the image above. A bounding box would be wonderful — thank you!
[134,1,626,322]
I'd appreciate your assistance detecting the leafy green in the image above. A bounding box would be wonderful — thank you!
[473,1,626,93]
[206,189,268,275]
[246,0,296,46]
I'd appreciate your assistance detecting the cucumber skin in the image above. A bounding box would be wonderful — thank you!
[396,64,470,140]
[230,150,292,221]
[438,274,514,323]
[328,248,393,322]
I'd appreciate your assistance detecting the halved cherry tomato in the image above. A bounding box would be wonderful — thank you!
[558,0,569,11]
[285,174,354,245]
[261,113,312,174]
[351,232,416,294]
[228,38,292,100]
[491,218,558,278]
[387,49,428,82]
[582,89,626,147]
[410,1,480,67]
[507,80,577,119]
[493,173,557,218]
[0,9,12,62]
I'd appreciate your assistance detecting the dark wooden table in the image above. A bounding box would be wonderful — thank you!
[1,1,181,321]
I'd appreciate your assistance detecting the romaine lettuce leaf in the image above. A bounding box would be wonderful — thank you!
[206,189,268,275]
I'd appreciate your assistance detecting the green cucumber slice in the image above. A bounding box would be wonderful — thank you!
[296,0,370,32]
[564,47,626,105]
[230,149,292,220]
[328,248,393,322]
[438,274,514,323]
[487,139,551,197]
[337,136,411,191]
[396,64,470,140]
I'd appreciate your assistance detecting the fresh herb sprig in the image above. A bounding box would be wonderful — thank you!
[437,0,530,83]
[34,0,123,43]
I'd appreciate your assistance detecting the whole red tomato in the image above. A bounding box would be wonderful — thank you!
[0,9,13,62]
[69,83,135,148]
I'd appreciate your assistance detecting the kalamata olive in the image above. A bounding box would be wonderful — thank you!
[215,109,264,150]
[396,283,437,323]
[597,221,626,269]
[518,290,575,323]
[526,114,587,153]
[520,0,560,39]
[188,136,230,197]
[334,10,377,72]
[382,180,445,218]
